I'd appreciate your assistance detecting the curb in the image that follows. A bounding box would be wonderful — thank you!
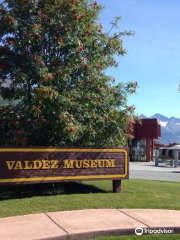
[0,209,180,240]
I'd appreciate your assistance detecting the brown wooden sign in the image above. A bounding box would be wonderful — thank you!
[0,147,129,192]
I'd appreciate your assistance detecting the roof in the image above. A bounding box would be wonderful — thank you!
[159,145,180,150]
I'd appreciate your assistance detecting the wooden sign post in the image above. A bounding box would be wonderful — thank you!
[0,147,129,193]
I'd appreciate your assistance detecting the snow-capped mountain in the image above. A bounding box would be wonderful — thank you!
[140,113,180,144]
[151,113,169,122]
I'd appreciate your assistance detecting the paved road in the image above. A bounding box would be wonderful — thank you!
[130,162,180,182]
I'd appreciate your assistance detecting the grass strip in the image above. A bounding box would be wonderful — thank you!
[0,179,180,217]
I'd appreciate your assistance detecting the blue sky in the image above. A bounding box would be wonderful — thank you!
[98,0,180,118]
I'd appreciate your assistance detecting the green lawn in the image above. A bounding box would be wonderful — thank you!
[0,179,180,217]
[89,234,180,240]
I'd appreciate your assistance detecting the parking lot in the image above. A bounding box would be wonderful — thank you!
[130,161,180,182]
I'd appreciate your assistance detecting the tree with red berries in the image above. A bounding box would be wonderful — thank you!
[0,0,138,146]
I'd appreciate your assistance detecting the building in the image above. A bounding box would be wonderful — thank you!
[154,141,165,149]
[128,118,161,162]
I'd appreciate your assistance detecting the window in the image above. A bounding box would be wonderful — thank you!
[128,139,146,161]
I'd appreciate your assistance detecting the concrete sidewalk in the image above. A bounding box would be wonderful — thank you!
[0,209,180,240]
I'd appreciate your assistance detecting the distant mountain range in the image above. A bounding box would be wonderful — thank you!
[140,113,180,144]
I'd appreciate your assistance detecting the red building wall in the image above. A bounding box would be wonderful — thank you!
[129,118,161,162]
[135,119,161,139]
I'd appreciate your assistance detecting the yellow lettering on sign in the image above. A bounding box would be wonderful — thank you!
[6,161,15,170]
[14,161,23,170]
[24,161,33,170]
[5,159,116,170]
[6,160,59,170]
[33,160,42,169]
[63,160,74,169]
[83,160,90,168]
[42,160,51,169]
[105,160,115,168]
[90,160,97,168]
[98,160,105,168]
[51,160,58,169]
[75,160,82,168]
[62,159,116,169]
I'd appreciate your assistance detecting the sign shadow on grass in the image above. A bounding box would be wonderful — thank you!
[0,182,107,200]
